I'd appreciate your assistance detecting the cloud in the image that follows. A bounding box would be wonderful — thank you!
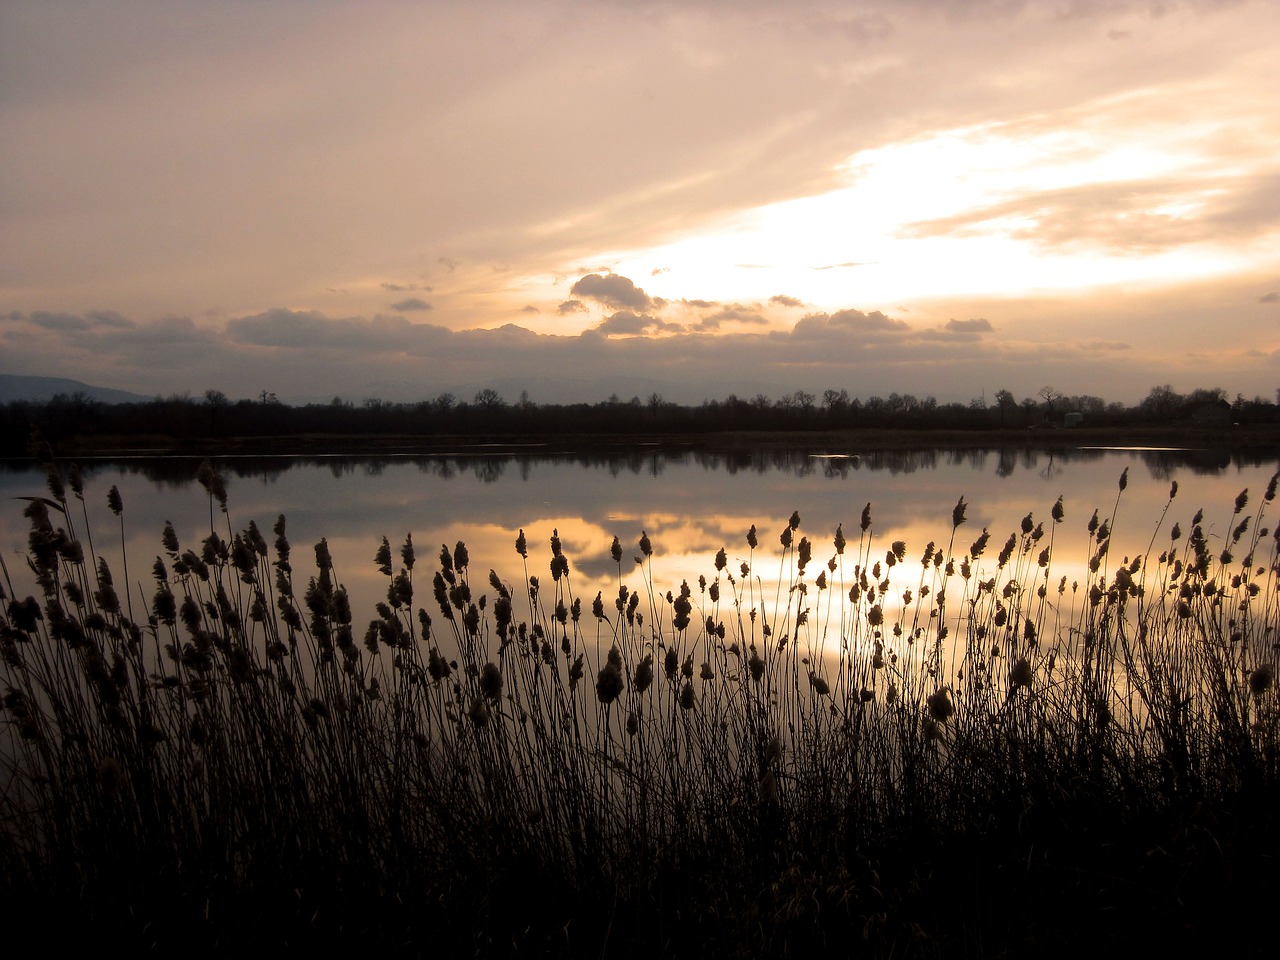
[901,172,1280,254]
[86,309,133,328]
[681,299,719,309]
[596,311,675,336]
[3,311,224,391]
[770,295,804,308]
[1199,172,1280,239]
[944,318,994,334]
[813,11,893,45]
[28,310,135,332]
[476,323,541,345]
[696,304,768,330]
[2,0,1274,366]
[2,295,1247,407]
[558,300,589,315]
[520,304,540,314]
[813,261,871,270]
[381,282,431,292]
[570,273,665,313]
[228,308,349,348]
[29,311,93,332]
[228,308,443,353]
[1259,292,1279,303]
[389,297,433,312]
[114,316,206,346]
[792,310,909,340]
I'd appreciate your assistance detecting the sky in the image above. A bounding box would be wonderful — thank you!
[2,0,1278,407]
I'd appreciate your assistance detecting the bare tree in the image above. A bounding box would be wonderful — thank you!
[1139,384,1182,420]
[822,388,850,412]
[474,388,506,410]
[1038,386,1062,419]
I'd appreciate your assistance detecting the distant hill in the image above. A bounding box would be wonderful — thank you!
[0,374,151,404]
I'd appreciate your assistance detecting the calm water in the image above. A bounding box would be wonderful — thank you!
[2,445,1277,622]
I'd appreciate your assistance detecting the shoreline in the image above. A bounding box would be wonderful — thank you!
[15,422,1280,460]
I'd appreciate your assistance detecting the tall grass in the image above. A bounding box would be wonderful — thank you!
[2,458,1278,955]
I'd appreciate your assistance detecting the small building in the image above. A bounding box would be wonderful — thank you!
[1063,412,1084,428]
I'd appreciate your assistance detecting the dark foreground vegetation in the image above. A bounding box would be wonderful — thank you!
[3,382,1278,457]
[3,454,1279,955]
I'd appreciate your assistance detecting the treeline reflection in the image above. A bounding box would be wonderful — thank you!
[21,444,1272,487]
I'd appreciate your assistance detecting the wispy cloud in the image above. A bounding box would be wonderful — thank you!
[28,310,134,332]
[900,174,1279,254]
[389,298,433,312]
[944,318,993,334]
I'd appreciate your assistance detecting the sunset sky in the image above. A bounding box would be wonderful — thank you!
[2,0,1277,407]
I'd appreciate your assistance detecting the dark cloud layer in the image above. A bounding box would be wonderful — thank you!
[227,308,449,354]
[0,296,1261,407]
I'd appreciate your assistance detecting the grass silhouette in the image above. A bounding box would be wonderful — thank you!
[2,457,1277,955]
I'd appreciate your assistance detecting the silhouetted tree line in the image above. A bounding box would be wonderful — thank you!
[2,383,1277,455]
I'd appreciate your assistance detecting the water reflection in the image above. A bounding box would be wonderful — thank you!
[2,447,1277,634]
[26,443,1273,487]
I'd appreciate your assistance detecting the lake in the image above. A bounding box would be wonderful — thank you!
[2,444,1276,633]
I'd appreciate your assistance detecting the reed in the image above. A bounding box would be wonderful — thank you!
[2,458,1277,955]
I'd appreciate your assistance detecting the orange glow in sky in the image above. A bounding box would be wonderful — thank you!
[1,1,1277,405]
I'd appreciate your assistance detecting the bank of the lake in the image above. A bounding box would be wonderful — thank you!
[22,421,1280,460]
